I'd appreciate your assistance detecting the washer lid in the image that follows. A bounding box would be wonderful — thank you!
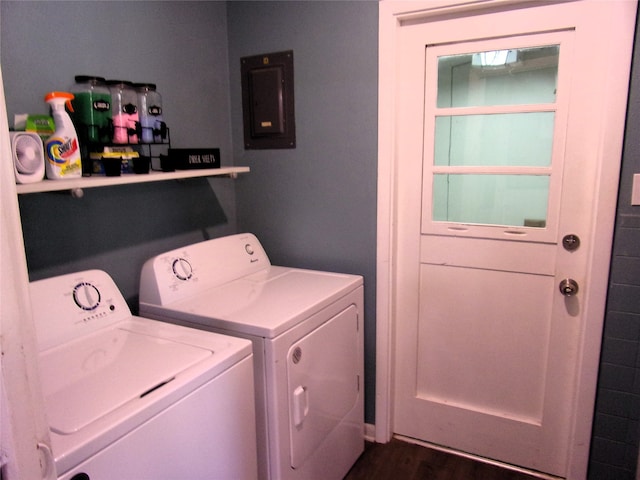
[149,267,363,338]
[39,326,212,435]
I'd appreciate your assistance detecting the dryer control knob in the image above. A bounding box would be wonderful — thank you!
[172,258,193,280]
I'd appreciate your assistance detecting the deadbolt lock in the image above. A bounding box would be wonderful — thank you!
[559,278,579,296]
[562,234,581,251]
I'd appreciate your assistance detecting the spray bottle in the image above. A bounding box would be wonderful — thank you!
[44,91,82,179]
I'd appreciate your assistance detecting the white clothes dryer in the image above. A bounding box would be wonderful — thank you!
[30,269,258,480]
[139,233,364,480]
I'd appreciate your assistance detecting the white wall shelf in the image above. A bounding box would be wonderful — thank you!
[15,166,249,195]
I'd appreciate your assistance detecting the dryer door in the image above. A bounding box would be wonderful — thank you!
[287,305,359,469]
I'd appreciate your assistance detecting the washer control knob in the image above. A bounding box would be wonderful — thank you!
[73,282,101,311]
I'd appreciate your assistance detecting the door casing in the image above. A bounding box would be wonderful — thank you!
[376,1,637,478]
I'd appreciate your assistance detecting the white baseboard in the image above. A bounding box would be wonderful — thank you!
[364,423,376,442]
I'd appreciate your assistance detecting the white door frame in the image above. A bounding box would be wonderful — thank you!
[375,1,636,478]
[0,65,53,478]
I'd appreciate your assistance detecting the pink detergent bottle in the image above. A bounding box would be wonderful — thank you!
[107,80,139,144]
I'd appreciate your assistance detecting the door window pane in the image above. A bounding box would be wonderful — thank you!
[435,112,555,167]
[437,46,559,108]
[433,174,549,227]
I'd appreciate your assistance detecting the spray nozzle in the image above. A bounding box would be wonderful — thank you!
[44,91,75,112]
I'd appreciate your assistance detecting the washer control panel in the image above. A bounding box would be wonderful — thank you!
[30,269,131,352]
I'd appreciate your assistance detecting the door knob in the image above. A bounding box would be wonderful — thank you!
[559,278,579,296]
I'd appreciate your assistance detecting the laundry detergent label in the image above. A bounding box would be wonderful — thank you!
[46,136,81,175]
[93,99,110,112]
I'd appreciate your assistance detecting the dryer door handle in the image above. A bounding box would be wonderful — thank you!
[292,385,309,427]
[37,442,56,480]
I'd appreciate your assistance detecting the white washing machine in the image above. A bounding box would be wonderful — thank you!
[139,233,364,480]
[30,269,258,480]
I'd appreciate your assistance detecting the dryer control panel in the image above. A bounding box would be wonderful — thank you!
[139,233,271,306]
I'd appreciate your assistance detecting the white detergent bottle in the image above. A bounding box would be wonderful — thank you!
[44,91,82,179]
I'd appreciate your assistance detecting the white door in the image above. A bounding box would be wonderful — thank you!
[388,1,636,477]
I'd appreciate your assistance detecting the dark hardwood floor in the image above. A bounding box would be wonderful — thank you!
[344,439,542,480]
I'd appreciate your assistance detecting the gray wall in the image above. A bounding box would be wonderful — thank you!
[227,0,378,423]
[1,1,232,149]
[1,1,238,306]
[588,10,640,480]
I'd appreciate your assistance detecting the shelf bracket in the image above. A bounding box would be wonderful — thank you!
[70,188,84,199]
